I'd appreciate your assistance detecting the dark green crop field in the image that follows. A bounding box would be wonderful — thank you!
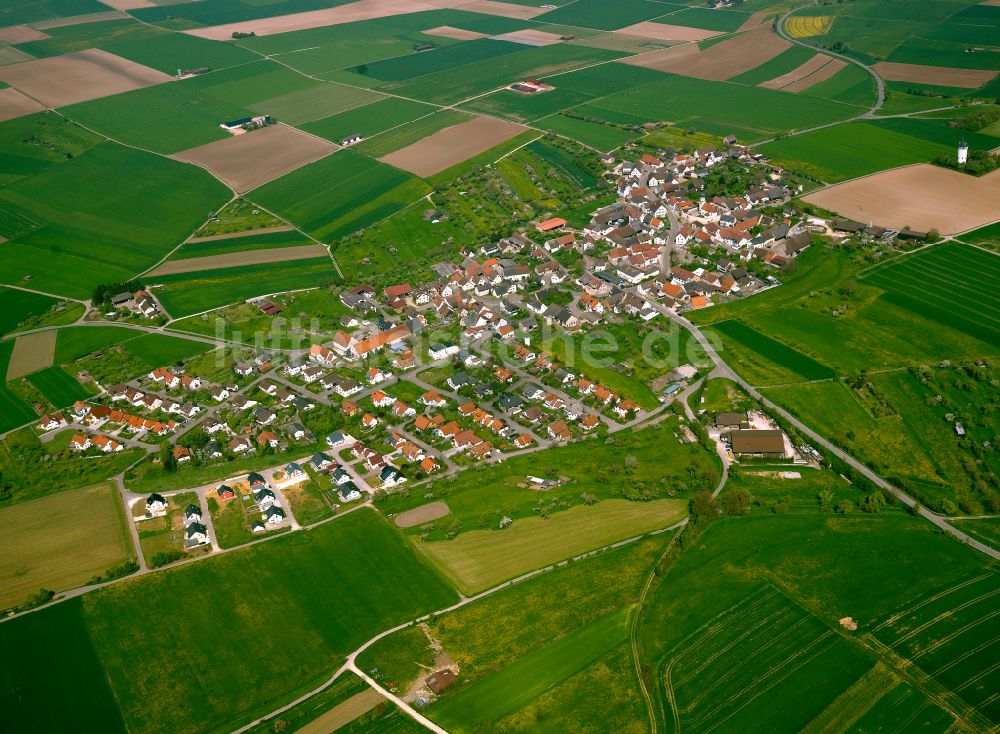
[713,319,836,382]
[26,365,91,406]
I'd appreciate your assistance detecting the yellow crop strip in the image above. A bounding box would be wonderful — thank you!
[785,15,833,38]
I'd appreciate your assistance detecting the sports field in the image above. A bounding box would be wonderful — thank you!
[0,481,130,610]
[860,243,999,346]
[413,498,687,594]
[26,365,91,407]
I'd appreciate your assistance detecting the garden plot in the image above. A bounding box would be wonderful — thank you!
[622,24,790,80]
[147,244,329,276]
[0,49,173,108]
[873,62,997,89]
[804,164,1000,235]
[615,20,723,42]
[172,124,336,193]
[378,115,526,177]
[0,87,45,123]
[7,330,56,380]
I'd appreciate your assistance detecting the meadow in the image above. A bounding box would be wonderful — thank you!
[758,118,999,182]
[413,499,687,594]
[712,319,836,382]
[0,286,74,336]
[542,331,661,408]
[0,340,38,431]
[248,83,382,126]
[357,39,526,83]
[537,0,677,30]
[637,511,995,733]
[0,143,229,299]
[535,114,636,152]
[0,113,100,187]
[26,365,92,406]
[170,230,312,260]
[0,481,130,610]
[578,73,862,142]
[0,509,459,734]
[120,332,213,366]
[359,534,666,730]
[53,326,145,363]
[667,5,755,32]
[301,97,435,144]
[0,598,128,733]
[152,257,336,317]
[250,150,431,242]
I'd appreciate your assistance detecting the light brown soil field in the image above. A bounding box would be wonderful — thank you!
[980,0,1000,7]
[380,116,526,177]
[493,28,564,46]
[395,501,451,528]
[148,244,329,276]
[573,33,677,53]
[0,25,49,43]
[783,58,845,92]
[97,0,155,9]
[427,0,548,19]
[0,46,36,66]
[0,86,45,123]
[424,25,487,40]
[32,10,128,28]
[737,10,773,31]
[0,482,131,610]
[626,24,791,80]
[615,20,723,42]
[172,124,336,193]
[295,689,386,734]
[7,329,56,380]
[0,48,172,107]
[619,41,702,72]
[873,61,997,89]
[760,53,832,89]
[804,165,1000,235]
[187,225,295,243]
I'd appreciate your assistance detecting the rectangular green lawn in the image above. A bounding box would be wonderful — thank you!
[26,366,92,407]
[249,149,431,242]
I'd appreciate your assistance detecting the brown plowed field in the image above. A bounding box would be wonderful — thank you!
[615,20,723,42]
[873,62,997,89]
[783,58,845,92]
[172,124,336,193]
[623,24,789,79]
[187,226,295,243]
[295,690,386,734]
[0,25,49,43]
[0,48,172,107]
[97,0,154,9]
[379,115,527,177]
[0,87,45,123]
[760,53,831,89]
[148,244,329,276]
[424,25,487,40]
[737,10,773,31]
[803,165,1000,235]
[32,10,127,28]
[395,501,451,527]
[7,330,55,380]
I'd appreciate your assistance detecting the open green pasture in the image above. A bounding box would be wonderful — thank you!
[301,97,435,144]
[888,37,1000,71]
[860,242,1000,347]
[759,118,999,182]
[729,45,816,85]
[0,340,36,431]
[188,59,320,108]
[959,222,1000,246]
[665,6,756,32]
[120,332,212,366]
[357,38,525,82]
[26,366,91,406]
[535,114,636,152]
[537,0,679,30]
[637,512,996,734]
[249,84,382,126]
[432,609,631,731]
[713,319,836,382]
[0,509,458,734]
[385,44,626,105]
[249,149,431,241]
[152,257,336,317]
[578,72,861,142]
[54,326,142,363]
[0,112,102,186]
[0,143,229,299]
[0,287,73,336]
[0,0,106,25]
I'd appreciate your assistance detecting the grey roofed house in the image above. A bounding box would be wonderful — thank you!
[498,394,524,411]
[185,522,207,540]
[184,504,201,520]
[111,292,133,306]
[326,431,346,447]
[333,467,352,484]
[522,384,544,400]
[255,487,276,504]
[312,451,333,468]
[447,372,475,388]
[248,471,267,487]
[264,507,285,523]
[339,482,362,502]
[472,383,493,398]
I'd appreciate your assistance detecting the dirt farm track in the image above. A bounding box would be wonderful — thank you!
[803,164,1000,236]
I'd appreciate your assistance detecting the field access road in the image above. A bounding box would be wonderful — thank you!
[649,299,1000,561]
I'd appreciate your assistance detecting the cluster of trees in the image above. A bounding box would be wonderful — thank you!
[953,106,1000,132]
[934,150,1000,176]
[92,279,142,307]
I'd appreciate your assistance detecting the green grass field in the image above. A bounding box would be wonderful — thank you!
[860,243,1000,346]
[249,84,382,126]
[53,326,141,363]
[432,609,631,731]
[26,366,91,407]
[119,333,212,366]
[152,257,337,317]
[354,109,472,157]
[0,287,74,336]
[0,340,39,431]
[249,149,431,242]
[535,114,636,152]
[413,499,687,594]
[713,319,836,382]
[357,38,527,82]
[538,0,676,29]
[300,97,436,144]
[0,509,458,734]
[0,481,130,610]
[0,143,229,299]
[170,230,312,260]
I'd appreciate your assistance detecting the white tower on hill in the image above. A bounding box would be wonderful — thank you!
[958,139,969,165]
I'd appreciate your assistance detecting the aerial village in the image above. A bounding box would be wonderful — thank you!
[35,137,829,564]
